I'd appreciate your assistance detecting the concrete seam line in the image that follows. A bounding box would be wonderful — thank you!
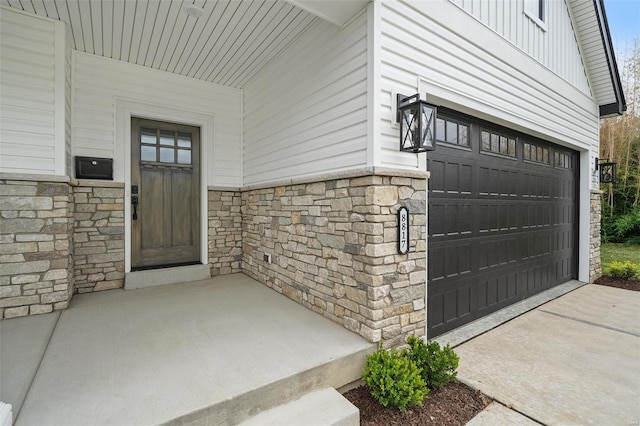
[537,309,640,337]
[491,400,547,425]
[13,311,63,424]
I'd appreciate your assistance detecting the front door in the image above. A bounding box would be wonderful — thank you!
[131,118,201,270]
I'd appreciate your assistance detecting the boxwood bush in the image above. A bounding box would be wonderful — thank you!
[403,336,459,389]
[361,345,428,412]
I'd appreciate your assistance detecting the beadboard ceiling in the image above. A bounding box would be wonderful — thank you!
[0,0,321,88]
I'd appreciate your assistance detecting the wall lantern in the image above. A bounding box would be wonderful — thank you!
[396,94,437,153]
[595,158,617,183]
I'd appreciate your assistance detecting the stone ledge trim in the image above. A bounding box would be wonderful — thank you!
[0,173,72,184]
[241,167,431,192]
[0,174,126,189]
[75,180,124,188]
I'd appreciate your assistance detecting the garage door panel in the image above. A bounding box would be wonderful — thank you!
[429,202,473,239]
[428,112,577,337]
[430,159,474,195]
[428,241,473,281]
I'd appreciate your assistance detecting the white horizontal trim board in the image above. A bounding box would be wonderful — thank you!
[0,6,60,175]
[72,51,242,186]
[243,12,369,186]
[378,0,599,175]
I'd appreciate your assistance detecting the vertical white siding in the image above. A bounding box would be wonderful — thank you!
[65,23,72,177]
[243,13,368,186]
[379,0,599,172]
[72,52,242,186]
[0,7,57,174]
[450,0,591,96]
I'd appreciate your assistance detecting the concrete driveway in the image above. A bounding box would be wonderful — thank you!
[456,284,640,425]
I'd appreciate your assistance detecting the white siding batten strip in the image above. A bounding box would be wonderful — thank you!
[367,0,380,167]
[54,18,66,175]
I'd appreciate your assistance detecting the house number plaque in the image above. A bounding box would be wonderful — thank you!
[398,207,409,255]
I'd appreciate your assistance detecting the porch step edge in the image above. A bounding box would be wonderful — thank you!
[124,264,211,290]
[163,344,375,426]
[237,388,358,426]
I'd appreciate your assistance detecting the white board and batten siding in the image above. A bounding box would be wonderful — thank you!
[0,7,67,176]
[72,52,242,186]
[243,12,368,187]
[449,0,592,96]
[378,0,599,171]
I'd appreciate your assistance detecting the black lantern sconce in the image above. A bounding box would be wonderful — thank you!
[595,158,617,183]
[396,94,437,153]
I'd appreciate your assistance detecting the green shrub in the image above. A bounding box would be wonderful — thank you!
[614,209,640,241]
[362,345,428,412]
[608,260,640,280]
[403,336,459,389]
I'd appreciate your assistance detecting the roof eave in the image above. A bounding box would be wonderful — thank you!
[594,0,627,117]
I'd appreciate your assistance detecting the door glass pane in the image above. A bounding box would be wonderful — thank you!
[141,130,157,144]
[436,118,445,141]
[141,145,156,162]
[481,131,490,151]
[177,149,191,164]
[177,133,192,148]
[160,147,174,163]
[491,134,499,152]
[499,136,508,154]
[508,139,516,156]
[446,121,458,144]
[459,125,469,146]
[160,131,175,146]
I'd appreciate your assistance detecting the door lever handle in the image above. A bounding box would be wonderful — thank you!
[132,195,139,220]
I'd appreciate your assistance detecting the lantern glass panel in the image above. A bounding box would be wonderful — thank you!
[420,103,436,150]
[401,105,420,151]
[600,162,616,183]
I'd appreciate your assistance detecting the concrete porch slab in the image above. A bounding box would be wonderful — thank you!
[12,274,373,426]
[456,284,640,426]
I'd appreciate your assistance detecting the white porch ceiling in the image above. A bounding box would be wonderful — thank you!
[0,0,321,88]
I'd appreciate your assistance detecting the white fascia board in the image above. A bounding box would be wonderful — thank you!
[288,0,369,27]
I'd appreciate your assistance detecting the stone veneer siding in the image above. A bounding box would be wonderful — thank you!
[208,190,243,276]
[73,182,125,293]
[1,177,74,319]
[242,174,427,346]
[590,189,602,282]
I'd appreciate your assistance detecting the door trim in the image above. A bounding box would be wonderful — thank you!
[116,99,213,273]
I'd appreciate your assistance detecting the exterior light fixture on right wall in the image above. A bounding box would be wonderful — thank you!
[595,157,617,183]
[396,94,437,153]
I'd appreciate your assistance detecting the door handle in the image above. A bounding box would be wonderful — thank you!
[131,185,139,220]
[131,195,139,220]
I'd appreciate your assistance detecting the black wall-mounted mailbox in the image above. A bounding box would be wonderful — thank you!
[75,156,113,180]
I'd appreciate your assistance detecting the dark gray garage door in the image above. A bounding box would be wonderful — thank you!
[427,110,578,338]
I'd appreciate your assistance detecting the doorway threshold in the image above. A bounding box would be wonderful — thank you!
[124,264,211,290]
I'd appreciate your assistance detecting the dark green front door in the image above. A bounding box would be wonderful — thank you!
[131,118,201,270]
